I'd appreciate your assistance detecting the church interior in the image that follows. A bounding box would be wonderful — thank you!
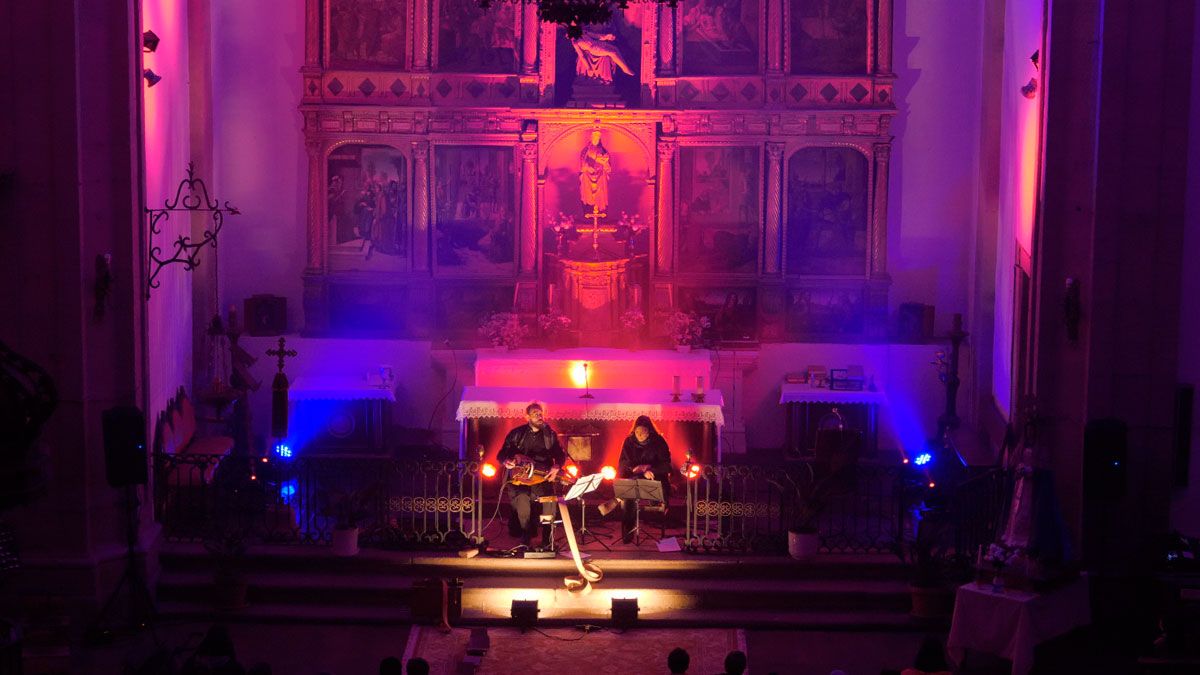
[2,0,1200,672]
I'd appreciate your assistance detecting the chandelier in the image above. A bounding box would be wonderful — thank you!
[479,0,678,39]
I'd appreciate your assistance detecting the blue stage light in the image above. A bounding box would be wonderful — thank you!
[914,452,933,466]
[280,480,297,502]
[274,443,292,459]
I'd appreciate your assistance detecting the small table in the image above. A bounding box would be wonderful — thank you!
[779,384,886,458]
[289,375,396,454]
[947,576,1091,675]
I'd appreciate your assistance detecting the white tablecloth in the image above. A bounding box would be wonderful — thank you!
[289,375,397,402]
[474,348,712,391]
[455,385,725,425]
[947,576,1091,675]
[779,383,887,405]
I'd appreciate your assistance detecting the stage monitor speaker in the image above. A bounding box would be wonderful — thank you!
[1084,417,1127,500]
[102,406,147,487]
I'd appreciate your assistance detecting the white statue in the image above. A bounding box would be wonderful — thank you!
[572,32,634,84]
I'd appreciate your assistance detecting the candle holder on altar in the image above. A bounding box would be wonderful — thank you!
[671,375,681,402]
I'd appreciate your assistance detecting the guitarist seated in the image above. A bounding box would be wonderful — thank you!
[497,402,565,549]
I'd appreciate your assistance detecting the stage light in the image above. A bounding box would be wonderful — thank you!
[600,465,616,480]
[280,480,297,500]
[142,30,160,53]
[566,464,579,477]
[914,452,932,466]
[686,464,701,479]
[510,598,539,630]
[902,457,910,464]
[611,596,639,629]
[481,462,498,478]
[274,443,292,459]
[569,361,589,388]
[928,481,936,489]
[143,69,162,87]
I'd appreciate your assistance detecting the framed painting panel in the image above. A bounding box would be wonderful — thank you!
[786,287,864,340]
[436,283,515,339]
[433,145,516,275]
[677,146,760,274]
[785,146,869,276]
[680,0,761,75]
[326,144,409,271]
[678,287,758,342]
[327,0,408,70]
[435,0,519,73]
[789,0,868,75]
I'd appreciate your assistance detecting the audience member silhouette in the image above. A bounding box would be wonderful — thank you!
[668,647,690,674]
[379,656,403,675]
[901,636,951,675]
[722,650,747,675]
[407,656,431,675]
[181,624,245,675]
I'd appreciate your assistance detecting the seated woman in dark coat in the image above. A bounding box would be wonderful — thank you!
[617,415,673,543]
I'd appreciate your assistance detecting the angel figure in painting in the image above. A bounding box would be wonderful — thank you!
[572,31,634,84]
[579,130,612,214]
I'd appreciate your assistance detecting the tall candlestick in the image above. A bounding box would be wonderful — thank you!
[695,375,704,395]
[672,375,681,396]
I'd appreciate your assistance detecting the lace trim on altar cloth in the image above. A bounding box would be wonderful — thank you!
[455,401,725,425]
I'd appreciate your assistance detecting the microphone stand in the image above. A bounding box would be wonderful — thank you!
[579,362,594,399]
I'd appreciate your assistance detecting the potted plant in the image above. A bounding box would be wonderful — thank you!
[537,311,572,350]
[318,483,381,557]
[619,308,646,350]
[770,470,827,560]
[204,529,249,611]
[664,311,710,352]
[478,312,529,351]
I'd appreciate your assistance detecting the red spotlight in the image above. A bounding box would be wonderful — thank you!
[902,457,910,464]
[928,481,936,489]
[600,465,616,481]
[565,464,579,477]
[686,464,702,479]
[481,463,498,478]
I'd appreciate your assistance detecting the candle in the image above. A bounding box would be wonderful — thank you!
[695,375,704,395]
[672,375,681,396]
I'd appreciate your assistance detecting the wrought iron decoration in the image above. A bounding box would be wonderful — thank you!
[146,162,239,299]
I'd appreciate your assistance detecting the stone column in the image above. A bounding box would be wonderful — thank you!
[520,143,539,274]
[305,137,324,271]
[412,0,431,71]
[871,144,891,277]
[655,141,677,272]
[766,0,783,75]
[877,0,893,74]
[657,3,675,76]
[522,2,539,75]
[764,142,784,274]
[412,141,431,271]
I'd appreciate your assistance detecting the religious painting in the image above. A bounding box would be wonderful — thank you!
[786,147,869,276]
[790,0,868,74]
[433,145,515,274]
[326,144,408,264]
[328,0,407,70]
[678,287,758,342]
[553,10,642,107]
[436,0,518,73]
[678,147,760,274]
[681,0,760,75]
[786,288,864,339]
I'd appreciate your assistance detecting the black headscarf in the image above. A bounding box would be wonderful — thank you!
[629,415,660,440]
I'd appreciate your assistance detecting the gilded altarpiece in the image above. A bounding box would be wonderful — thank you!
[300,0,895,343]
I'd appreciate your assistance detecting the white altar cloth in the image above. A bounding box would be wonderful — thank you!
[455,386,725,426]
[289,375,397,402]
[778,383,888,405]
[473,348,712,390]
[947,576,1091,675]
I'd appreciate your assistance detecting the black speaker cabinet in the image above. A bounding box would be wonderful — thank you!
[102,406,147,487]
[244,294,287,336]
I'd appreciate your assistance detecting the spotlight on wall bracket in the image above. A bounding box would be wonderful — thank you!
[142,30,160,53]
[142,69,162,87]
[1030,50,1040,70]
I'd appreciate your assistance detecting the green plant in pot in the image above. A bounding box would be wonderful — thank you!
[317,482,382,557]
[772,470,826,560]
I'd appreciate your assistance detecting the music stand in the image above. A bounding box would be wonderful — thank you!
[565,473,611,551]
[613,478,664,546]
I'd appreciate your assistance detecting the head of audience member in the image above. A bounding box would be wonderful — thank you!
[724,650,747,675]
[406,657,430,675]
[379,656,402,675]
[667,647,690,674]
[912,635,950,673]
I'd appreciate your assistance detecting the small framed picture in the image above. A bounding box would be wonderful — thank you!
[829,368,849,381]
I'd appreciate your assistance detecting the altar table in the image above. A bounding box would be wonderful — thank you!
[947,576,1091,675]
[779,383,886,458]
[289,375,395,453]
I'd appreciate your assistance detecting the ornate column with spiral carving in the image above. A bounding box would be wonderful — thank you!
[764,142,784,274]
[655,141,677,272]
[871,143,891,277]
[305,137,324,272]
[413,0,431,71]
[412,141,430,271]
[520,143,539,274]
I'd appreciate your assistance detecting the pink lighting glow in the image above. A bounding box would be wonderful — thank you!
[569,361,589,388]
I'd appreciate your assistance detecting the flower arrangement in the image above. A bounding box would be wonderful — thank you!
[478,312,529,349]
[619,308,646,333]
[982,543,1021,592]
[664,311,710,347]
[537,311,572,337]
